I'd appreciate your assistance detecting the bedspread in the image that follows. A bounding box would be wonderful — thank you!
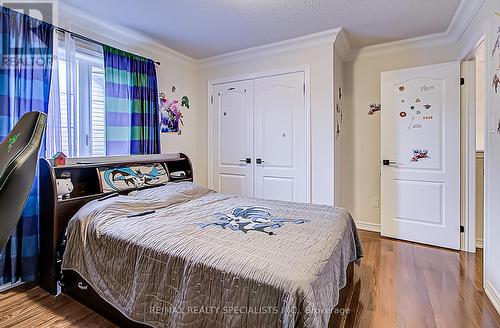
[62,182,363,328]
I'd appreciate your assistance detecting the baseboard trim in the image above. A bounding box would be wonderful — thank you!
[354,220,381,233]
[485,280,500,315]
[476,239,484,249]
[0,280,23,292]
[353,221,486,251]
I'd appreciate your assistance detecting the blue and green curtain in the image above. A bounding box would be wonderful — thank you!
[0,6,53,284]
[103,45,160,155]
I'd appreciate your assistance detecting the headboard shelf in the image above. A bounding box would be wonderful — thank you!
[39,153,193,295]
[57,193,113,204]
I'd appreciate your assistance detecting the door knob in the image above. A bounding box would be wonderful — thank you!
[382,160,397,166]
[239,158,251,164]
[256,158,265,164]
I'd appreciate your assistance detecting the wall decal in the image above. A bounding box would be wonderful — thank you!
[492,17,500,95]
[396,77,440,170]
[336,85,343,140]
[493,73,500,94]
[335,104,343,139]
[171,85,176,93]
[367,103,381,115]
[407,117,415,130]
[159,93,184,134]
[181,95,190,109]
[410,149,430,162]
[492,31,499,59]
[420,85,435,92]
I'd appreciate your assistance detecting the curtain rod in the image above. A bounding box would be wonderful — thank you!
[54,26,161,66]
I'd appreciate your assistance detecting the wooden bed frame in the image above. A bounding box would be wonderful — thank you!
[38,153,355,327]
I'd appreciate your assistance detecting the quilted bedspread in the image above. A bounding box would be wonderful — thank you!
[62,182,363,328]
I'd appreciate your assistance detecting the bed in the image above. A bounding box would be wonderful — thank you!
[38,154,363,328]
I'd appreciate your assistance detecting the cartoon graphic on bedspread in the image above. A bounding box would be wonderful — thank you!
[196,206,306,235]
[101,164,168,192]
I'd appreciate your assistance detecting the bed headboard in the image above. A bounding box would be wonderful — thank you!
[39,153,193,295]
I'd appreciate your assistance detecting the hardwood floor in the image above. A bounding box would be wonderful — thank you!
[346,231,500,328]
[0,231,498,328]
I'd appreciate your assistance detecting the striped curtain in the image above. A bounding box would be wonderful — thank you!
[103,45,160,155]
[0,6,53,284]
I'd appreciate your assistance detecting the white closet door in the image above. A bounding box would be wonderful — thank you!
[211,80,254,197]
[254,72,308,202]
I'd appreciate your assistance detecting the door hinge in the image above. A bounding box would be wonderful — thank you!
[460,225,465,233]
[303,83,306,94]
[210,95,214,104]
[460,78,465,86]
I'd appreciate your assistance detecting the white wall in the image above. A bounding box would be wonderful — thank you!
[197,43,337,205]
[449,0,500,312]
[476,42,486,151]
[334,48,345,206]
[57,3,201,181]
[481,1,500,314]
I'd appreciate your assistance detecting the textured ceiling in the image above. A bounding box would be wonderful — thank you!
[60,0,462,59]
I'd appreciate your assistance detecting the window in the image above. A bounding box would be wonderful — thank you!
[56,39,106,157]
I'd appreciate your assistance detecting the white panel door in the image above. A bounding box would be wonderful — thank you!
[254,72,308,202]
[381,62,460,250]
[212,80,254,197]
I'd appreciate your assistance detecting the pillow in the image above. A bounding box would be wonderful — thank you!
[100,163,169,192]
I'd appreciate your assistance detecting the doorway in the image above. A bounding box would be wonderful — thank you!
[463,38,486,253]
[475,41,486,251]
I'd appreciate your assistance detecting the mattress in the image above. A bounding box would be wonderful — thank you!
[62,182,363,328]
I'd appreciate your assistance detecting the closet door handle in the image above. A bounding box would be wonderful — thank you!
[256,158,265,165]
[239,158,251,164]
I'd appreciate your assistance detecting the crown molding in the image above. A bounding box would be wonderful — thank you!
[348,0,485,60]
[56,0,484,69]
[348,31,455,60]
[58,2,197,68]
[197,28,341,70]
[447,0,486,43]
[333,28,352,62]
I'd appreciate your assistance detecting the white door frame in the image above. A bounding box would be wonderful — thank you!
[462,59,477,253]
[208,65,312,202]
[462,35,486,253]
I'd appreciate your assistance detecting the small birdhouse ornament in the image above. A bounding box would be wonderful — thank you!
[53,152,67,167]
